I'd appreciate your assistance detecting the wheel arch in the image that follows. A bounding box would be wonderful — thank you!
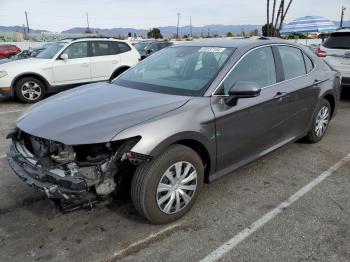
[147,133,216,184]
[11,72,50,91]
[322,92,336,118]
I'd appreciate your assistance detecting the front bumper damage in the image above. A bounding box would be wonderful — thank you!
[7,129,150,211]
[8,143,87,199]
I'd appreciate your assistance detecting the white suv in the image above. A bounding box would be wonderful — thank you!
[0,38,141,103]
[317,29,350,89]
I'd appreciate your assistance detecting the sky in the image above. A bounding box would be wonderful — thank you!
[0,0,349,32]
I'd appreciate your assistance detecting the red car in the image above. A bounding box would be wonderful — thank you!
[0,44,21,59]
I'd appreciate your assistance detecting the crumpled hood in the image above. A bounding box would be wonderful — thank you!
[17,83,190,145]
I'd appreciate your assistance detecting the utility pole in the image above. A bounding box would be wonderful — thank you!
[86,12,90,30]
[340,6,346,28]
[85,12,92,34]
[22,24,27,40]
[176,13,181,39]
[24,10,30,37]
[190,16,192,37]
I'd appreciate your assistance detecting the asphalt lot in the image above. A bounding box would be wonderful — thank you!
[0,91,349,262]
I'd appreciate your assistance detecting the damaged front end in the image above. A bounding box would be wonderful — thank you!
[7,128,149,211]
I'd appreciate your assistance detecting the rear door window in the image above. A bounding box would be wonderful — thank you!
[91,41,111,56]
[278,46,306,80]
[323,32,350,49]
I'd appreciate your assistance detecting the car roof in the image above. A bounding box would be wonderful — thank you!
[62,37,128,43]
[138,40,169,43]
[177,37,290,49]
[334,28,350,33]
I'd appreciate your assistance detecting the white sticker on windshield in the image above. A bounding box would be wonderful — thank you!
[198,47,226,53]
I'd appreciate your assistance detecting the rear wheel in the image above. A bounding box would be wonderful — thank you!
[15,77,45,103]
[304,99,331,143]
[131,144,204,224]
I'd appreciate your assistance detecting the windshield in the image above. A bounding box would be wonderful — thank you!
[323,32,350,49]
[36,42,66,59]
[113,46,235,96]
[134,42,151,51]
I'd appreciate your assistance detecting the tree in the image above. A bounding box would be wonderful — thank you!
[226,32,233,37]
[128,32,132,37]
[147,28,163,39]
[250,29,259,36]
[271,0,277,36]
[262,23,278,37]
[279,0,293,31]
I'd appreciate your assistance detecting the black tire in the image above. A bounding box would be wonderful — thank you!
[304,99,331,143]
[15,77,45,103]
[131,144,204,224]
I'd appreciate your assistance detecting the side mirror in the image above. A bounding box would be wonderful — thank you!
[60,53,68,61]
[225,81,261,106]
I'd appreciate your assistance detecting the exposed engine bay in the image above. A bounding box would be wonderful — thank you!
[7,128,150,211]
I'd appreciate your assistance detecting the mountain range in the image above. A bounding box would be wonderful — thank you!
[1,20,349,37]
[61,24,262,37]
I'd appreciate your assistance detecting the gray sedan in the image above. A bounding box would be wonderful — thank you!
[7,38,341,224]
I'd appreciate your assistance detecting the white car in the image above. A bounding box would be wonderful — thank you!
[0,38,141,103]
[317,29,350,89]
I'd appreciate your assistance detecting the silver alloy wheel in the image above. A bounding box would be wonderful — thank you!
[315,106,329,137]
[156,161,197,214]
[21,81,41,101]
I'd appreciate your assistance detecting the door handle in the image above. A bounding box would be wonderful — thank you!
[81,63,89,67]
[112,60,118,64]
[274,91,287,99]
[313,79,324,85]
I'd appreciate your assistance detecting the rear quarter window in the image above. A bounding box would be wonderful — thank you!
[303,53,314,73]
[113,42,131,54]
[323,32,350,49]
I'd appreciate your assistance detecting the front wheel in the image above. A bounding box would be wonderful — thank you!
[15,77,45,103]
[304,99,331,143]
[131,144,204,224]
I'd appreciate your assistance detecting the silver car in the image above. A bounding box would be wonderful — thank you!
[317,29,350,88]
[7,38,341,224]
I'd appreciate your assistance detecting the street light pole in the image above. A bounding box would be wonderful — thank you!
[176,13,181,39]
[340,6,346,28]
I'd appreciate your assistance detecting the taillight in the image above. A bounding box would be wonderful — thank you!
[316,48,327,58]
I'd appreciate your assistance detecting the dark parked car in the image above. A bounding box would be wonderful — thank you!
[7,38,340,224]
[0,44,21,59]
[0,46,46,64]
[134,40,173,59]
